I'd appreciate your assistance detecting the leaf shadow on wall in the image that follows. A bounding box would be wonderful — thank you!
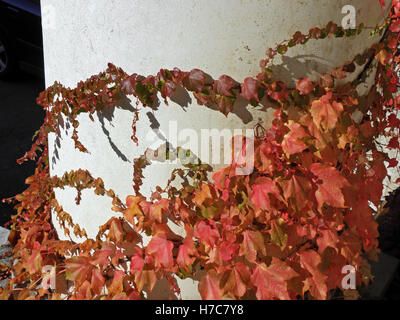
[96,95,136,163]
[269,54,332,88]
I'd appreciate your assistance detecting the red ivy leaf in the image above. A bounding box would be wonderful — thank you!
[121,74,138,95]
[388,113,400,128]
[218,241,237,261]
[146,234,174,269]
[296,78,314,95]
[193,92,212,105]
[194,220,220,247]
[184,69,205,92]
[91,245,113,267]
[170,67,188,84]
[388,136,400,149]
[213,75,236,96]
[130,248,144,272]
[240,77,259,102]
[251,177,282,210]
[388,158,399,168]
[390,19,400,33]
[160,80,177,101]
[216,95,235,116]
[319,73,334,88]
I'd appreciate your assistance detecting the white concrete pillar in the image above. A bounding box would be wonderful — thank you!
[40,0,392,299]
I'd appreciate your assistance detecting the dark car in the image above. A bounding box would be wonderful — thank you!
[0,0,43,78]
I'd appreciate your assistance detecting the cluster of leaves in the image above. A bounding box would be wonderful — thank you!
[0,1,400,300]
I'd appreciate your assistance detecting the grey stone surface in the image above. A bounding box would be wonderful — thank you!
[0,227,9,246]
[0,250,12,289]
[0,229,12,289]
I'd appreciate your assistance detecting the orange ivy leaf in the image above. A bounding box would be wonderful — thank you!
[310,163,350,211]
[317,228,339,254]
[280,174,312,211]
[124,196,144,224]
[270,220,288,250]
[310,92,343,130]
[299,250,327,300]
[107,270,125,296]
[221,262,251,298]
[239,230,266,263]
[250,177,282,210]
[148,199,169,223]
[77,280,92,299]
[255,142,276,175]
[26,242,43,275]
[133,270,157,293]
[193,183,213,207]
[375,49,390,65]
[65,256,91,284]
[177,238,197,268]
[250,258,298,300]
[198,270,223,300]
[91,268,105,296]
[282,121,309,156]
[108,218,124,243]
